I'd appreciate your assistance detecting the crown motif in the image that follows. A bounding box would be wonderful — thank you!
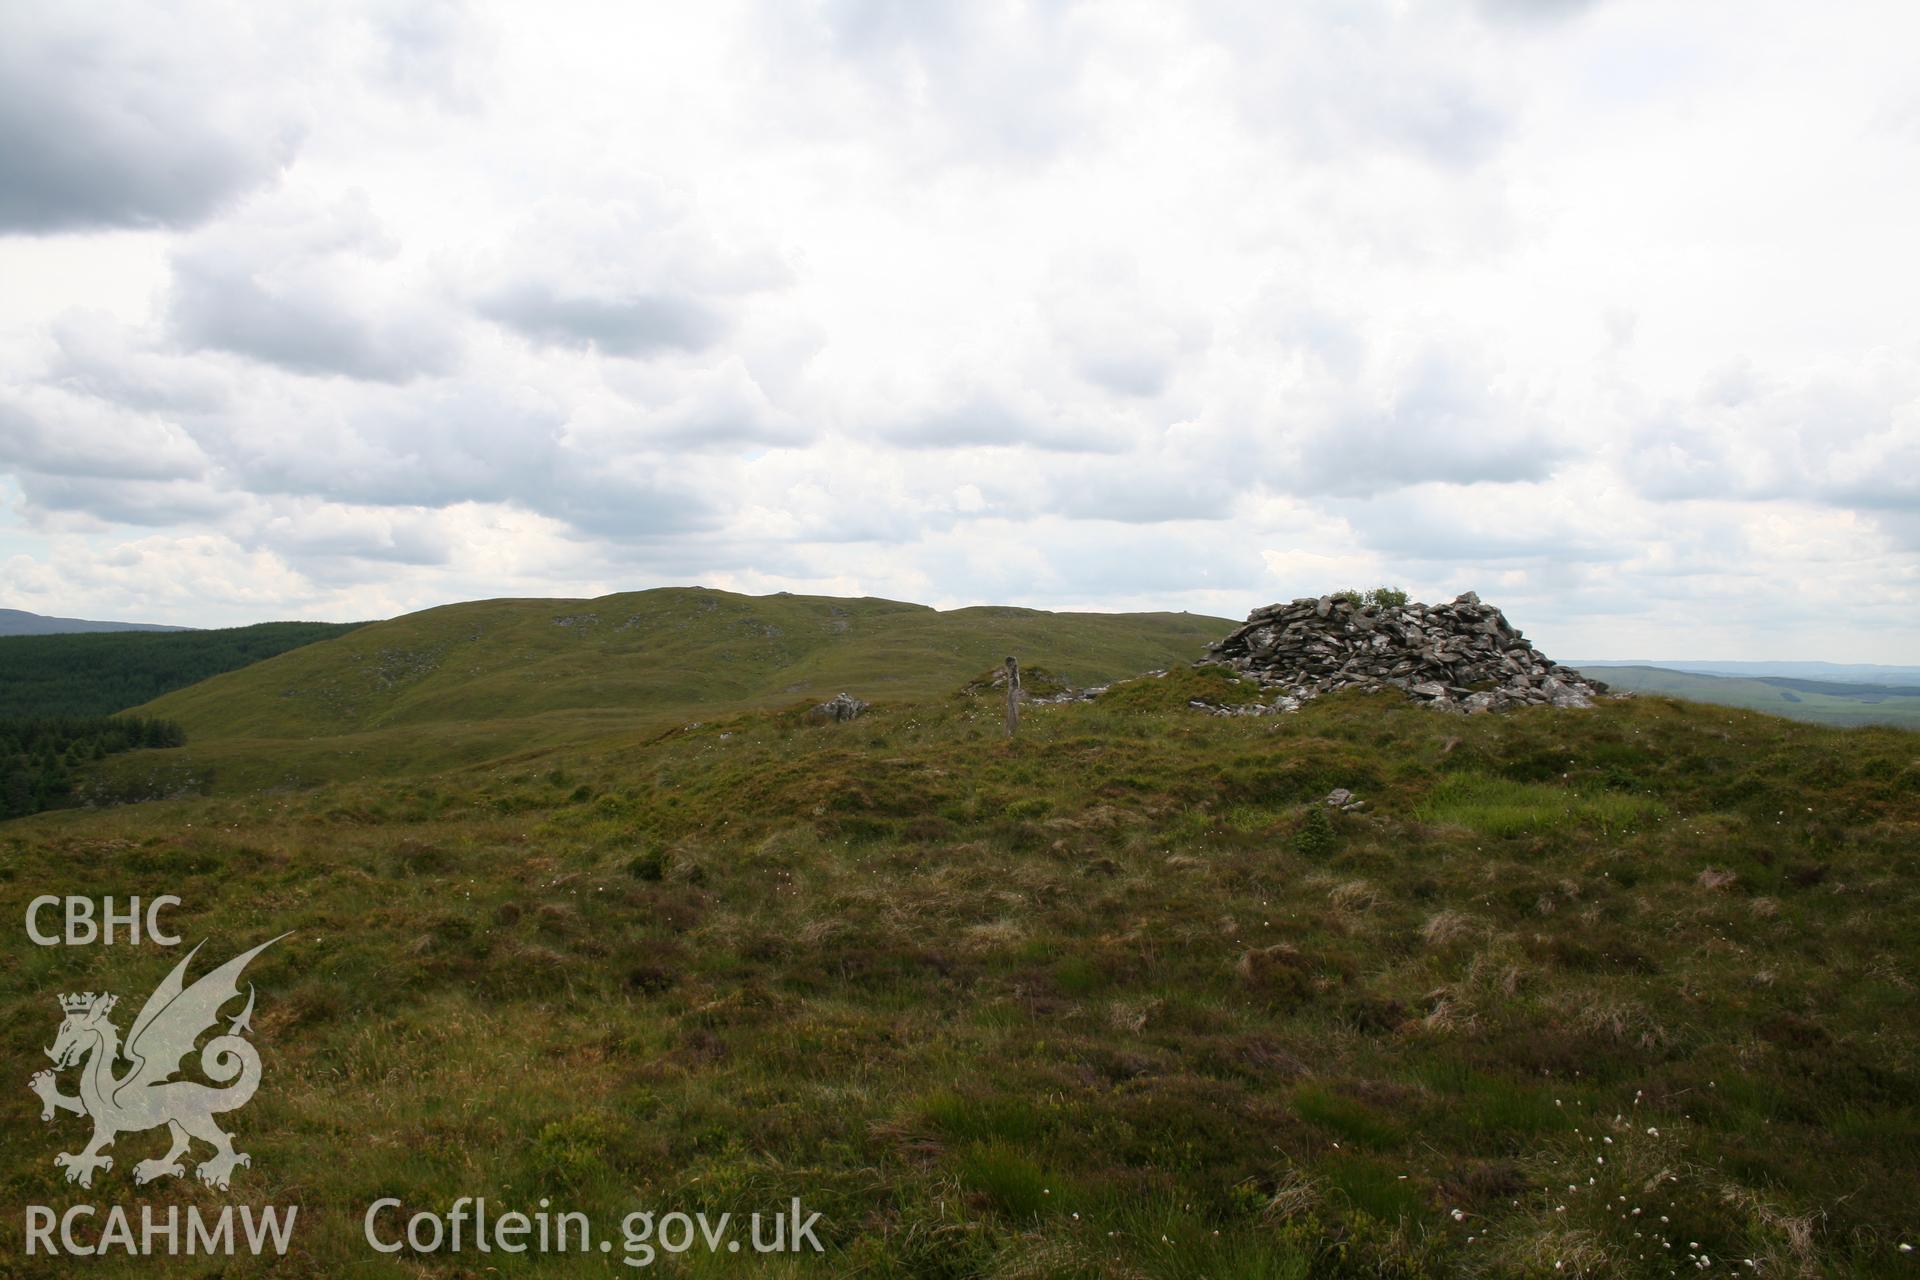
[59,992,115,1015]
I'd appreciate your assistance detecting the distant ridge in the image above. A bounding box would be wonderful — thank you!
[1569,663,1920,729]
[0,607,193,636]
[1572,659,1920,686]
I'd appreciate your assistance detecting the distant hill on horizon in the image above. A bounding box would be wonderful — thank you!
[0,607,194,636]
[1572,663,1920,729]
[1574,658,1920,685]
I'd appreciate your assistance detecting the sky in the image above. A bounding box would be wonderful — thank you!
[1,0,1916,661]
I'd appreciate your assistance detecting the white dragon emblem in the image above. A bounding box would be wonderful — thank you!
[29,935,286,1190]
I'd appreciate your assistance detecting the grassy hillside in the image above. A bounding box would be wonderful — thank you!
[137,589,1227,738]
[2,656,1916,1276]
[0,621,366,719]
[1574,665,1920,730]
[102,589,1228,796]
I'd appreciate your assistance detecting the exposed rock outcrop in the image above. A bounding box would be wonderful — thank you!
[807,692,870,723]
[1199,592,1610,713]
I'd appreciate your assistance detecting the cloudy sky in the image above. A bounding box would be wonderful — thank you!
[2,0,1916,659]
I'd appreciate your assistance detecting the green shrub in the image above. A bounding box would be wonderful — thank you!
[1332,587,1410,609]
[1294,806,1337,856]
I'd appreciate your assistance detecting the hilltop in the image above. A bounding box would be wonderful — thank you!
[103,588,1228,796]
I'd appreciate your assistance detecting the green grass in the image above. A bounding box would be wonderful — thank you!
[0,597,1916,1276]
[1415,773,1664,837]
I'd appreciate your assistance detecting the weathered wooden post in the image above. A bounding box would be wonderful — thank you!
[1004,655,1021,738]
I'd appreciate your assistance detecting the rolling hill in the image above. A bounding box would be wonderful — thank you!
[3,634,1915,1276]
[137,588,1228,737]
[1576,659,1920,686]
[0,606,193,635]
[1571,664,1920,729]
[98,587,1229,797]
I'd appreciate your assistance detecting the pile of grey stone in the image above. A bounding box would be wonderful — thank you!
[1199,591,1609,713]
[807,692,870,723]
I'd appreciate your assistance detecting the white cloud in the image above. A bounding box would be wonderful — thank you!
[0,0,1915,660]
[167,188,461,381]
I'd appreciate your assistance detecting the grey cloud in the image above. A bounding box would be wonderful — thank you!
[1046,464,1238,525]
[770,0,1090,161]
[0,394,208,483]
[1619,364,1920,511]
[782,492,950,545]
[48,314,228,414]
[638,368,811,451]
[1341,489,1628,564]
[254,506,452,566]
[535,463,720,541]
[479,285,723,357]
[1076,353,1172,399]
[169,245,458,383]
[1202,6,1511,170]
[1378,83,1508,169]
[882,394,1131,453]
[371,0,492,111]
[0,6,301,233]
[466,196,787,359]
[910,520,1265,602]
[1476,0,1602,26]
[1045,259,1202,401]
[191,381,718,541]
[14,474,234,527]
[1289,355,1570,497]
[207,385,560,509]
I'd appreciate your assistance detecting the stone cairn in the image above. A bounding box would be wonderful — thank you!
[807,692,870,723]
[1198,591,1609,714]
